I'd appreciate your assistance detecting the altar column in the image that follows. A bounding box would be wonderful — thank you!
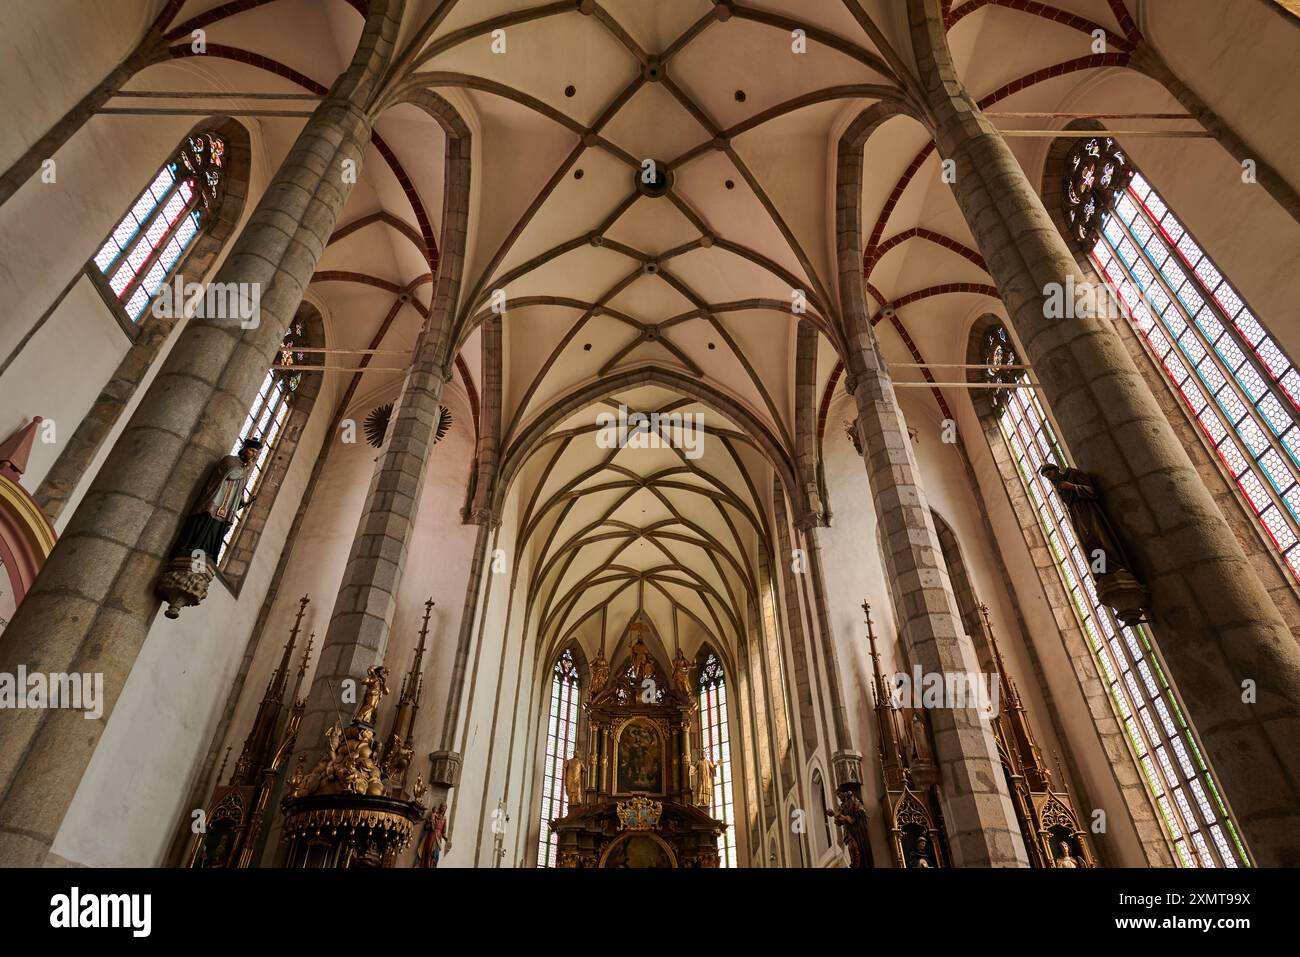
[908,0,1300,865]
[0,3,404,867]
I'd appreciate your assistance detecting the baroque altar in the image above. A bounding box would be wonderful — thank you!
[550,621,724,867]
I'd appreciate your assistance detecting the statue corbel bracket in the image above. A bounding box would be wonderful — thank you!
[831,749,864,797]
[156,554,216,619]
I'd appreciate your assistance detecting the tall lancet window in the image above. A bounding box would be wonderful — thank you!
[537,648,580,868]
[1068,136,1300,581]
[92,132,226,321]
[697,652,736,867]
[986,328,1248,867]
[218,321,307,564]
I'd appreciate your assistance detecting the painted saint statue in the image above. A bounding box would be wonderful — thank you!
[417,803,448,868]
[172,437,262,563]
[826,786,875,868]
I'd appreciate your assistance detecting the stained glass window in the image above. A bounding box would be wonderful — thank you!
[92,132,225,322]
[1067,138,1300,582]
[537,648,580,868]
[988,329,1249,867]
[981,324,1021,403]
[697,652,736,867]
[1064,136,1133,247]
[218,322,305,564]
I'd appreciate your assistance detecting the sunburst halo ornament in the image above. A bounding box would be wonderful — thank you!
[363,403,452,448]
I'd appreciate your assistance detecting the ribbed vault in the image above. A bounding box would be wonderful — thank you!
[96,0,1236,676]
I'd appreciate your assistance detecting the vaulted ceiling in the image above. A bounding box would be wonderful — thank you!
[96,0,1275,660]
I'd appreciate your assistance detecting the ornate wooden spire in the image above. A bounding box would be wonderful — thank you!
[232,595,309,785]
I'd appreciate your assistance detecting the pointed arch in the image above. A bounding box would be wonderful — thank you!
[695,643,736,867]
[535,642,585,868]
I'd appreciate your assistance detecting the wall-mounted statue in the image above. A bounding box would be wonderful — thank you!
[156,437,262,618]
[907,833,935,869]
[826,786,874,868]
[1038,463,1149,623]
[1055,838,1082,868]
[417,803,448,868]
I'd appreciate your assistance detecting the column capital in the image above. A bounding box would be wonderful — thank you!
[464,505,502,529]
[793,509,825,532]
[427,750,462,790]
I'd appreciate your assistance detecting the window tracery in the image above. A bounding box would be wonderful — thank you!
[1066,138,1300,581]
[537,648,580,867]
[219,321,307,564]
[988,325,1248,867]
[697,651,735,867]
[92,132,225,322]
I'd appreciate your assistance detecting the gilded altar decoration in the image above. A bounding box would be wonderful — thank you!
[563,752,586,807]
[671,647,692,698]
[353,665,390,726]
[616,796,662,831]
[189,596,314,868]
[548,614,723,867]
[277,599,437,868]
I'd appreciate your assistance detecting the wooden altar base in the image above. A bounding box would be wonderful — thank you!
[552,800,724,868]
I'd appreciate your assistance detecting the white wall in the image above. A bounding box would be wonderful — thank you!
[50,347,341,866]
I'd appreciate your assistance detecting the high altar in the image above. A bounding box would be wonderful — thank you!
[550,619,725,867]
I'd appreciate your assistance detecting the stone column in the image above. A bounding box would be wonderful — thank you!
[293,326,452,758]
[836,100,1027,869]
[771,486,821,755]
[800,526,852,752]
[843,330,1027,866]
[293,127,470,763]
[0,0,404,863]
[467,313,501,520]
[908,0,1300,865]
[793,320,825,520]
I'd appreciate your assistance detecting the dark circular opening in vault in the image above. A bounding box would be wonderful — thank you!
[635,160,672,198]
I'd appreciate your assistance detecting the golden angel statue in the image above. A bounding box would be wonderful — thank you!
[353,665,390,725]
